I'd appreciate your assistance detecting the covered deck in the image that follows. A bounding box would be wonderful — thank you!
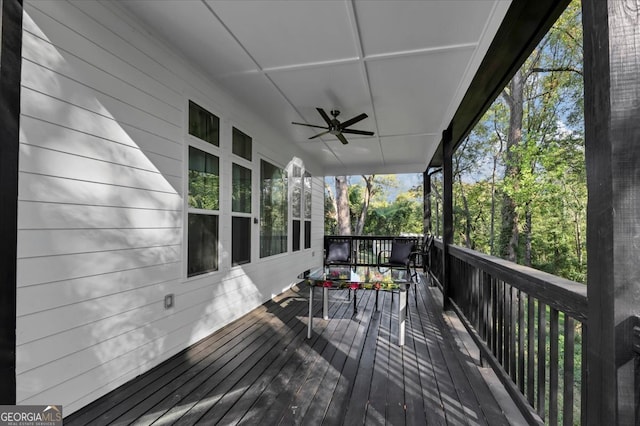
[64,275,522,425]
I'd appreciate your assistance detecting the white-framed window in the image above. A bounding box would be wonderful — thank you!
[290,164,312,252]
[260,159,287,258]
[187,100,220,277]
[291,165,302,252]
[231,127,252,266]
[304,171,312,249]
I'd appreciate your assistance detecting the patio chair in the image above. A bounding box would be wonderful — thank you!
[409,234,435,302]
[324,240,353,268]
[324,239,356,302]
[377,239,416,305]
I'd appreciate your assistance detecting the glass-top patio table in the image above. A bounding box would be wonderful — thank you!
[304,266,411,346]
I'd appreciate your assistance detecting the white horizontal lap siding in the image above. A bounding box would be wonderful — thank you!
[18,0,184,414]
[16,0,323,415]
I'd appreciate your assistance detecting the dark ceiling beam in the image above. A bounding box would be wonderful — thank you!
[429,0,572,168]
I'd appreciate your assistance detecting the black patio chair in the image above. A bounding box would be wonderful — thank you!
[409,234,435,302]
[377,239,416,306]
[324,239,357,304]
[324,240,353,269]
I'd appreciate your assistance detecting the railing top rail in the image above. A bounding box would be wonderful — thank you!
[325,235,421,240]
[440,240,587,323]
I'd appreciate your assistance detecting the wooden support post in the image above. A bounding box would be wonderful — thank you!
[423,170,431,237]
[442,126,453,311]
[423,170,431,274]
[583,0,640,423]
[0,0,22,405]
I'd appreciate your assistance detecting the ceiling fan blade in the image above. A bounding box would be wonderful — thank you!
[316,108,333,126]
[292,121,328,130]
[341,129,375,136]
[336,133,349,145]
[339,113,368,129]
[309,130,331,139]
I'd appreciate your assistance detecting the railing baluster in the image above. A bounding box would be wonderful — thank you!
[504,284,511,377]
[527,296,536,405]
[477,269,484,339]
[563,315,575,426]
[494,277,499,358]
[518,289,525,393]
[537,301,547,420]
[432,242,587,425]
[472,266,478,329]
[549,308,559,425]
[497,280,504,364]
[581,324,587,426]
[510,286,517,382]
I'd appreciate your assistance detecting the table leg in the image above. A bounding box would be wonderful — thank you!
[399,284,406,346]
[323,287,329,320]
[307,286,313,339]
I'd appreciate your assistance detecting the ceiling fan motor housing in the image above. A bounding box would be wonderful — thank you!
[291,107,374,144]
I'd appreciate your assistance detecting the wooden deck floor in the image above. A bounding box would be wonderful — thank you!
[65,276,519,425]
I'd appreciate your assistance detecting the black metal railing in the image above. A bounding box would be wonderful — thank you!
[431,240,587,426]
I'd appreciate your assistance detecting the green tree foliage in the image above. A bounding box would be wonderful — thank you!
[448,0,585,282]
[325,174,422,236]
[324,1,585,283]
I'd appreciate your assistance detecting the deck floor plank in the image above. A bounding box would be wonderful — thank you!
[240,289,353,425]
[167,295,316,425]
[66,304,274,426]
[409,285,448,426]
[365,290,393,425]
[213,289,365,425]
[301,290,374,423]
[321,290,380,425]
[275,290,372,425]
[64,279,516,426]
[216,292,341,425]
[124,294,311,425]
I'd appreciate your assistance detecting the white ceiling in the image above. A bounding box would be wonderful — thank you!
[120,0,512,176]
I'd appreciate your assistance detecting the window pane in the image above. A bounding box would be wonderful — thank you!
[232,127,252,161]
[260,160,288,257]
[304,172,312,219]
[232,163,252,213]
[305,220,311,249]
[188,213,218,277]
[292,165,301,219]
[189,100,219,146]
[232,216,251,265]
[293,220,301,252]
[189,146,219,210]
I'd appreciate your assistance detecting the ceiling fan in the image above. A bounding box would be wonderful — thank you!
[292,108,374,144]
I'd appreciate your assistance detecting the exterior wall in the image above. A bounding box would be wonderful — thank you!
[17,0,324,414]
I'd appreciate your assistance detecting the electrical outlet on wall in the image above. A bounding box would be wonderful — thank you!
[164,294,174,309]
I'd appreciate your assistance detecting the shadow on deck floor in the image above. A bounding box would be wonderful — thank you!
[65,275,526,425]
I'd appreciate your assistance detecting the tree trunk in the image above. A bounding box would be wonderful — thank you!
[524,204,532,266]
[335,176,351,235]
[490,153,498,256]
[574,210,582,265]
[431,181,442,237]
[324,181,337,234]
[355,175,374,235]
[499,69,524,262]
[457,174,473,248]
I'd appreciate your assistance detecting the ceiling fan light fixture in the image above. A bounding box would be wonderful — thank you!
[291,107,374,144]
